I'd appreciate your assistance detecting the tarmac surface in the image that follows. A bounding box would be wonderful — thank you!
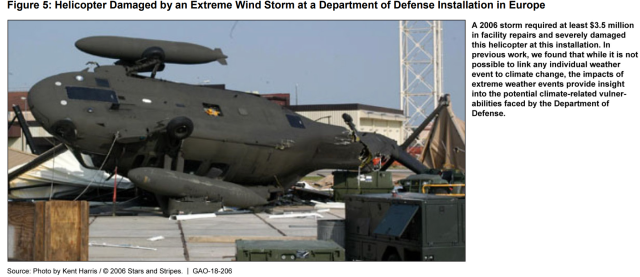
[88,207,345,261]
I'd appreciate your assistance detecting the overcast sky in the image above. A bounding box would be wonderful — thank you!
[8,20,465,120]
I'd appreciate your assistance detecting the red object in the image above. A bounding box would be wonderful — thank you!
[372,157,381,166]
[113,167,118,203]
[262,93,290,107]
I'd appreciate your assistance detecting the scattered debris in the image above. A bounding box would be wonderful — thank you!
[147,236,165,241]
[289,186,333,202]
[288,225,317,228]
[311,200,345,210]
[89,242,156,251]
[188,236,316,243]
[170,213,217,221]
[268,212,323,219]
[266,205,315,215]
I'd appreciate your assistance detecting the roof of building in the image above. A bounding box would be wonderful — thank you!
[289,103,403,115]
[8,147,37,170]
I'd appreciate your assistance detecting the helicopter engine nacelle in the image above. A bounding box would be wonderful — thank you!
[128,167,269,208]
[75,36,228,65]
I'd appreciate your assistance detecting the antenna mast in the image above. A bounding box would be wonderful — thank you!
[399,20,443,146]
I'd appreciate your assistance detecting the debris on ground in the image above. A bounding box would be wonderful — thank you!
[89,242,156,251]
[170,213,217,221]
[268,212,323,219]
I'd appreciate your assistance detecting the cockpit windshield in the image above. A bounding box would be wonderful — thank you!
[66,87,118,103]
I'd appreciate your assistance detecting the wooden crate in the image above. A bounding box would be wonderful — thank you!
[8,201,89,261]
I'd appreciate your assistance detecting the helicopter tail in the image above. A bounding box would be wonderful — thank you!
[213,48,228,65]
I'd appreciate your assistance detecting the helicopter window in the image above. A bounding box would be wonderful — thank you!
[176,103,185,108]
[132,155,145,168]
[66,87,118,103]
[95,78,110,88]
[286,115,305,129]
[203,103,223,116]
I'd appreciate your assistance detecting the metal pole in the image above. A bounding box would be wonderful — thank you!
[399,21,405,141]
[112,166,118,216]
[12,105,39,154]
[20,97,27,152]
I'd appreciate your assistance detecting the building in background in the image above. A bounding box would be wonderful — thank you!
[261,93,290,107]
[8,92,58,154]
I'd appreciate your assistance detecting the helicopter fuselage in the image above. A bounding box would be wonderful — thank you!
[28,65,365,191]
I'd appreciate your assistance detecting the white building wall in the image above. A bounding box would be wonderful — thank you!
[295,110,359,131]
[8,111,52,152]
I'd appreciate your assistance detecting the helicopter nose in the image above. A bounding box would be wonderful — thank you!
[28,78,55,127]
[28,76,77,143]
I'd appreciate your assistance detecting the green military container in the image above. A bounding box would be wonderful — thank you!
[345,193,465,261]
[398,174,449,194]
[398,173,465,195]
[235,240,345,261]
[332,171,394,201]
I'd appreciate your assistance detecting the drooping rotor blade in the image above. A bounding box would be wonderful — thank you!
[356,132,431,174]
[391,148,431,174]
[400,95,450,150]
[380,94,450,171]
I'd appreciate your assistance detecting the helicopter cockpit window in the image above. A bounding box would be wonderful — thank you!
[286,114,305,129]
[66,87,118,103]
[203,103,223,116]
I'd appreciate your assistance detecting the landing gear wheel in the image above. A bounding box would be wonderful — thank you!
[155,194,170,217]
[166,116,194,140]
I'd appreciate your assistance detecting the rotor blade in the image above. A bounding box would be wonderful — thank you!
[400,95,450,150]
[391,149,430,174]
[381,95,450,172]
[380,157,396,171]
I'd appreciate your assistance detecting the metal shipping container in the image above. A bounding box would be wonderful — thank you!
[332,171,394,201]
[235,240,345,261]
[345,193,465,261]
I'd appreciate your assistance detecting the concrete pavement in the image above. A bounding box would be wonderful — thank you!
[88,208,345,261]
